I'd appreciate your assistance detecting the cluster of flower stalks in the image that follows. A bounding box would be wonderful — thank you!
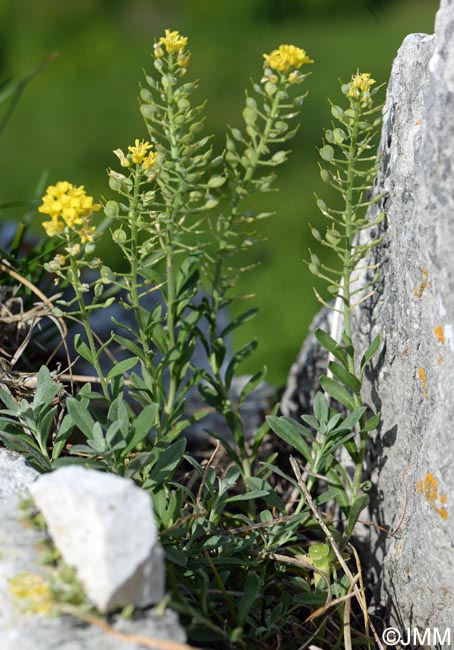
[0,29,385,650]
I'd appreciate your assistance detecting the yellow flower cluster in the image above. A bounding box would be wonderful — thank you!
[39,181,100,243]
[347,72,376,105]
[263,44,313,74]
[154,29,188,56]
[114,139,158,171]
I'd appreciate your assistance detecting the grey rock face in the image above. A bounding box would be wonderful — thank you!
[29,466,165,613]
[351,0,454,629]
[0,450,186,649]
[280,0,454,630]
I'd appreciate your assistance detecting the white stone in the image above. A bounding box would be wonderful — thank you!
[0,449,38,499]
[29,466,165,613]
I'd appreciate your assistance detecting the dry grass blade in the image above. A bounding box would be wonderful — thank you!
[289,456,385,650]
[58,604,201,650]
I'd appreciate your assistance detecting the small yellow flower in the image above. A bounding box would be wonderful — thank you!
[113,148,131,168]
[263,44,313,73]
[143,150,158,171]
[347,72,376,105]
[157,29,188,54]
[128,139,153,165]
[39,181,100,243]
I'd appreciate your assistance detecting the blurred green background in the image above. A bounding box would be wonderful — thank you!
[0,0,439,387]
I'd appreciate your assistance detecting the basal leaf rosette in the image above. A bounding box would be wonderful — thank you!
[39,181,101,247]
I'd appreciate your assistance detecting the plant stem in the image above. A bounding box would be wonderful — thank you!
[343,105,368,502]
[69,256,110,400]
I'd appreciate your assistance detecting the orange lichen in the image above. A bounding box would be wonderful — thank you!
[415,119,422,125]
[417,471,449,521]
[417,367,428,398]
[434,325,445,344]
[413,268,429,299]
[438,357,443,366]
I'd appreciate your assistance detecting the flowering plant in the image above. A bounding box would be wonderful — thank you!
[0,32,386,650]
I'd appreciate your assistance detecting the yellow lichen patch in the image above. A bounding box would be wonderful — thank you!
[413,268,429,299]
[9,572,53,616]
[417,471,449,521]
[438,357,443,366]
[417,367,428,398]
[434,325,445,345]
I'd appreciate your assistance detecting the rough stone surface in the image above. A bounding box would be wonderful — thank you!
[280,307,333,419]
[351,0,454,629]
[0,450,186,649]
[29,466,165,613]
[0,449,38,499]
[281,0,453,630]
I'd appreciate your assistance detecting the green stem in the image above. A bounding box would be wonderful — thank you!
[207,87,284,475]
[69,256,110,400]
[129,167,155,380]
[342,104,368,502]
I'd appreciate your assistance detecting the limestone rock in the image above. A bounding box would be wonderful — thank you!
[281,0,454,630]
[0,449,186,649]
[280,307,332,419]
[0,448,38,499]
[29,466,165,613]
[351,0,454,629]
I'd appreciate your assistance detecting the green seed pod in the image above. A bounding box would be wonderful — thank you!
[319,145,334,162]
[140,88,154,103]
[264,81,277,96]
[311,227,322,241]
[112,228,127,243]
[320,168,330,183]
[104,200,119,219]
[207,175,226,189]
[331,104,344,120]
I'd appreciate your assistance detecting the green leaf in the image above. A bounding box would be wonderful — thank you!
[332,407,366,433]
[122,403,158,456]
[33,366,61,409]
[113,334,144,359]
[225,489,269,503]
[314,329,348,368]
[106,357,139,382]
[220,308,258,338]
[360,334,381,372]
[0,430,51,471]
[345,494,369,538]
[319,377,355,410]
[66,397,96,440]
[238,367,267,406]
[74,334,96,364]
[313,392,329,426]
[266,416,314,466]
[238,571,261,624]
[363,412,381,432]
[328,361,361,394]
[0,387,19,412]
[146,438,186,489]
[225,339,257,389]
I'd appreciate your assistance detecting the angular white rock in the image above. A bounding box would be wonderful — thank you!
[0,449,38,499]
[29,466,165,613]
